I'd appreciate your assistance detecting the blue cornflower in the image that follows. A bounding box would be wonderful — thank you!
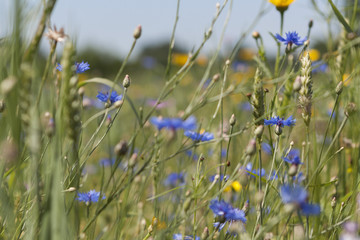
[173,234,200,240]
[77,190,105,203]
[312,61,328,74]
[275,31,307,46]
[261,142,273,155]
[164,173,185,187]
[244,163,266,178]
[96,91,123,104]
[75,61,90,73]
[56,61,90,73]
[99,158,115,167]
[264,116,296,128]
[185,150,199,161]
[280,184,320,216]
[209,174,229,182]
[150,116,197,131]
[184,130,214,142]
[209,199,246,231]
[283,148,302,165]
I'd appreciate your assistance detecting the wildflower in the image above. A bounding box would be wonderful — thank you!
[45,25,67,43]
[283,153,302,165]
[280,184,320,216]
[264,116,296,127]
[269,0,295,12]
[56,61,90,73]
[275,32,306,47]
[244,163,266,178]
[173,234,200,240]
[209,199,246,231]
[164,173,185,187]
[150,116,197,131]
[224,181,242,192]
[75,61,90,73]
[261,142,273,155]
[77,190,105,203]
[97,91,123,104]
[184,130,214,142]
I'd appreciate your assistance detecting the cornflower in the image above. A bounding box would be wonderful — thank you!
[275,32,306,48]
[56,61,90,73]
[173,234,200,240]
[264,116,296,135]
[280,184,320,215]
[164,173,185,187]
[96,91,123,104]
[150,116,197,131]
[209,199,246,231]
[184,130,214,142]
[77,190,105,203]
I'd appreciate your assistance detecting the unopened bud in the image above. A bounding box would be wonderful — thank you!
[0,100,5,113]
[288,165,298,177]
[114,140,128,157]
[290,141,294,147]
[335,81,343,95]
[275,125,282,135]
[293,76,302,92]
[229,114,236,126]
[212,73,220,82]
[346,32,357,40]
[252,31,260,39]
[63,187,76,192]
[129,153,137,168]
[345,102,356,117]
[245,139,256,156]
[308,20,313,28]
[331,197,336,208]
[123,74,131,88]
[254,125,264,138]
[114,100,123,108]
[201,227,209,240]
[133,25,142,39]
[304,40,310,47]
[226,161,230,167]
[246,93,252,99]
[225,59,231,66]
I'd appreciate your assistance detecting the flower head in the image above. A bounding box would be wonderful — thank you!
[56,61,90,73]
[173,234,200,240]
[150,116,197,131]
[184,130,214,142]
[77,190,105,203]
[210,199,246,231]
[164,173,185,187]
[97,91,123,104]
[264,115,296,128]
[269,0,295,12]
[75,61,90,73]
[280,184,320,216]
[276,32,306,47]
[283,149,302,165]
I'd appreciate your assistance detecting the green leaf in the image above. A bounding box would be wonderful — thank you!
[328,0,353,33]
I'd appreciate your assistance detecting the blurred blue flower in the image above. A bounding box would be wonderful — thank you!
[99,158,115,167]
[184,130,214,142]
[240,102,252,111]
[293,172,306,183]
[142,56,157,69]
[261,142,273,155]
[75,61,90,73]
[210,199,246,231]
[56,61,90,73]
[150,116,197,131]
[280,184,320,216]
[232,60,249,72]
[209,174,228,182]
[264,116,296,128]
[77,190,105,203]
[173,234,200,240]
[312,61,328,74]
[244,163,266,178]
[164,173,185,187]
[268,171,279,180]
[185,150,199,161]
[275,31,306,46]
[97,91,123,104]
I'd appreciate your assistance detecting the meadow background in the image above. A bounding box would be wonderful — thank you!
[0,0,360,239]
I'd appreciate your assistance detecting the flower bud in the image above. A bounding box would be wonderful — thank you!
[254,125,264,138]
[114,140,128,157]
[123,74,131,88]
[129,153,137,168]
[133,25,142,39]
[293,76,302,92]
[225,59,231,66]
[201,227,209,240]
[275,125,282,135]
[245,139,256,156]
[331,197,336,208]
[345,102,356,117]
[288,165,298,177]
[308,20,313,29]
[252,31,260,39]
[212,73,220,82]
[229,114,236,126]
[335,81,343,95]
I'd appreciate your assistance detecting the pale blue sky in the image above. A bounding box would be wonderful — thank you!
[0,0,339,57]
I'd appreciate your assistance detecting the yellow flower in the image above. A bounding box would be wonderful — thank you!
[343,73,352,86]
[269,0,295,11]
[304,49,320,62]
[172,53,188,66]
[223,181,242,193]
